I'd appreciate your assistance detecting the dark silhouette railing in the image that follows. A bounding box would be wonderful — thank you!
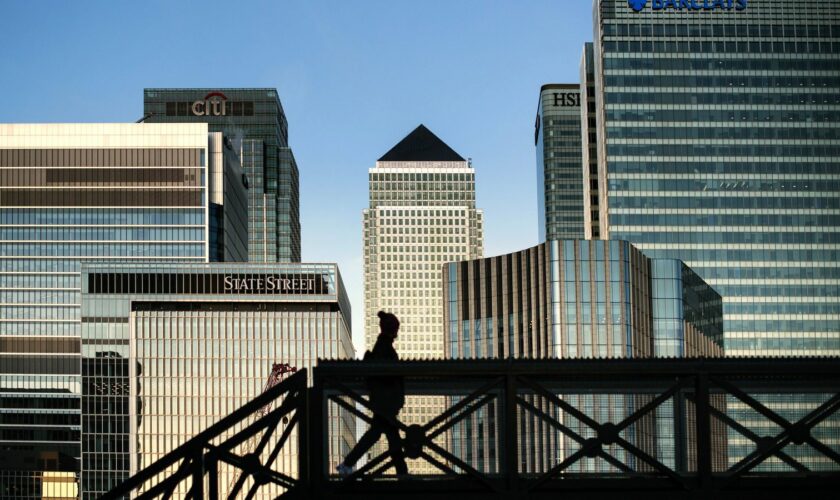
[106,358,840,499]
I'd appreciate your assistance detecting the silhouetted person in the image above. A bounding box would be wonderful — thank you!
[337,311,408,476]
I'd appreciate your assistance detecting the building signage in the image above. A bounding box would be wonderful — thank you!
[191,92,228,116]
[552,92,580,107]
[629,0,747,12]
[223,275,318,293]
[88,272,331,295]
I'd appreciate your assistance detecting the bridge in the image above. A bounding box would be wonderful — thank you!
[103,358,840,499]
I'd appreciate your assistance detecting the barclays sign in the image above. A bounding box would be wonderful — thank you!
[629,0,747,11]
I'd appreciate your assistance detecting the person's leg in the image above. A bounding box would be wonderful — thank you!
[381,415,408,474]
[343,421,383,468]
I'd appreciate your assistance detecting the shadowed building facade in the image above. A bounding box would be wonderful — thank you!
[144,88,301,263]
[444,239,724,474]
[0,123,247,499]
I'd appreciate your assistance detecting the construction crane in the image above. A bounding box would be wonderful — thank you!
[228,362,297,494]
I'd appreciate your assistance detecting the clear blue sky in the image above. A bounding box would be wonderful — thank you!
[0,0,595,354]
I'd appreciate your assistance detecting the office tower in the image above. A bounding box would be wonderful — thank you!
[589,0,840,357]
[80,263,353,498]
[444,239,724,473]
[144,88,301,263]
[580,43,602,239]
[536,85,586,241]
[363,124,483,470]
[0,123,247,499]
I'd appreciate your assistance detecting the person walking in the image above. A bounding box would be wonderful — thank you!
[336,311,408,476]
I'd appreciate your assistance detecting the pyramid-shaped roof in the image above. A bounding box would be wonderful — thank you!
[378,124,465,162]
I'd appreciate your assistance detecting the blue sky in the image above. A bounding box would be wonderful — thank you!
[0,0,595,353]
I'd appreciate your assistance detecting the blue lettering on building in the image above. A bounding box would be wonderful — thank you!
[635,0,746,11]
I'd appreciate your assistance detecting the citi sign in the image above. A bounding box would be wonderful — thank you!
[191,92,227,116]
[628,0,747,12]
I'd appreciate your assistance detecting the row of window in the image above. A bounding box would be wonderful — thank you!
[611,195,840,209]
[604,57,840,72]
[0,227,204,242]
[0,147,203,168]
[0,208,204,225]
[611,213,840,227]
[606,108,838,123]
[609,179,840,192]
[0,243,204,257]
[603,22,840,39]
[604,74,838,88]
[607,91,840,106]
[615,231,840,244]
[607,126,840,141]
[609,161,839,175]
[604,39,840,54]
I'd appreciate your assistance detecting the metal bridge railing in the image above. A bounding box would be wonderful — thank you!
[102,369,307,500]
[105,358,840,499]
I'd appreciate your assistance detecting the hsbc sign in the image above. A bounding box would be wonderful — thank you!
[191,92,228,116]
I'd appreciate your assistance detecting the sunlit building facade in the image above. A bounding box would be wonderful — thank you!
[0,123,246,499]
[444,239,724,474]
[590,0,840,357]
[144,88,301,263]
[80,263,353,498]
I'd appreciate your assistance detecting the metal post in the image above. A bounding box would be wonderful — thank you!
[694,373,712,492]
[192,450,205,499]
[504,371,519,494]
[307,371,324,499]
[673,388,686,474]
[207,451,218,500]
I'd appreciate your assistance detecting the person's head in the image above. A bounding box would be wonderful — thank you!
[377,311,400,339]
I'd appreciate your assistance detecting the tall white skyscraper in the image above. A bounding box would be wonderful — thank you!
[362,124,483,470]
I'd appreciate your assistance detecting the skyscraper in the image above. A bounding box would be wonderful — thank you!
[144,89,301,263]
[363,124,483,470]
[589,0,840,357]
[536,85,586,241]
[0,123,247,498]
[580,42,602,240]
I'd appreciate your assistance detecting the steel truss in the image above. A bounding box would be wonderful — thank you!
[106,358,840,499]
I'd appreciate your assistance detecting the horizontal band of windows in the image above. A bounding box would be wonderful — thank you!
[607,127,840,141]
[604,73,840,89]
[0,148,202,168]
[0,356,80,375]
[726,304,840,315]
[0,228,204,242]
[0,190,203,207]
[610,179,840,192]
[602,22,838,39]
[607,144,840,157]
[0,338,80,354]
[0,208,204,226]
[604,58,840,72]
[610,196,840,209]
[614,231,840,245]
[612,214,840,226]
[603,40,840,56]
[0,167,202,187]
[636,248,840,263]
[0,244,205,257]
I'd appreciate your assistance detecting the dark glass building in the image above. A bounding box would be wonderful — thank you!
[144,88,301,263]
[536,85,586,240]
[444,239,724,474]
[80,263,354,498]
[589,0,840,357]
[0,123,247,499]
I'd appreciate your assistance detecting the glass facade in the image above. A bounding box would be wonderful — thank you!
[536,85,586,241]
[79,263,353,498]
[144,88,302,263]
[444,239,724,474]
[0,124,246,499]
[590,0,840,356]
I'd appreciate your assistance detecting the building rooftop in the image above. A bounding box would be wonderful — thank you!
[378,124,465,162]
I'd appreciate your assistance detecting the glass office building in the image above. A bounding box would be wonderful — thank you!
[589,0,840,357]
[536,85,586,240]
[0,123,247,499]
[144,88,301,263]
[580,43,603,240]
[80,263,353,498]
[444,239,724,474]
